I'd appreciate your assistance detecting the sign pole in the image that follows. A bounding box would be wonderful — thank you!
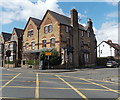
[48,56,49,69]
[8,57,9,68]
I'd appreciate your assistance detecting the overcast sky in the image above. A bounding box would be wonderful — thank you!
[0,0,119,44]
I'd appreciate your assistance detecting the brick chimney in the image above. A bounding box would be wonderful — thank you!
[70,8,79,67]
[70,8,78,27]
[87,18,93,28]
[107,40,112,43]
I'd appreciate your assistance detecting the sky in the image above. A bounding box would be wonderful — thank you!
[0,0,119,44]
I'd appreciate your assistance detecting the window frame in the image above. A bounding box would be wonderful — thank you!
[42,40,47,48]
[27,29,34,37]
[25,43,29,50]
[31,41,35,50]
[50,38,55,47]
[65,26,69,33]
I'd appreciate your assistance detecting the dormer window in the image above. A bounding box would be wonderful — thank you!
[65,26,69,32]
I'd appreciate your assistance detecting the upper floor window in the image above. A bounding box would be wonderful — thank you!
[44,26,48,33]
[87,31,90,37]
[31,42,35,50]
[65,26,69,33]
[44,25,53,33]
[27,29,34,37]
[26,43,29,50]
[49,25,52,33]
[50,38,55,47]
[82,31,84,37]
[42,40,46,48]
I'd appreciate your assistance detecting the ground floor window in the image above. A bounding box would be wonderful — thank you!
[84,53,89,63]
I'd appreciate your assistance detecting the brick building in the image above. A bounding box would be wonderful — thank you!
[0,32,11,67]
[22,9,97,69]
[7,27,23,67]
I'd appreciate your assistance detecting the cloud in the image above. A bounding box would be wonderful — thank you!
[95,21,118,44]
[106,11,118,18]
[0,0,64,24]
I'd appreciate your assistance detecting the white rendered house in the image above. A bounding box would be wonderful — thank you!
[97,40,120,58]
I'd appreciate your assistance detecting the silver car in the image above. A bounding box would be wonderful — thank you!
[106,60,119,68]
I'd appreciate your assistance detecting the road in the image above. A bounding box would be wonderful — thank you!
[0,67,119,99]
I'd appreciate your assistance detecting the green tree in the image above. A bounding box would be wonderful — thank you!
[40,49,62,68]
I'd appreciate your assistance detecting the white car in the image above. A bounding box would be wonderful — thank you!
[106,60,119,68]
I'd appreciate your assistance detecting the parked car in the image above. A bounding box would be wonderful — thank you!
[106,60,119,68]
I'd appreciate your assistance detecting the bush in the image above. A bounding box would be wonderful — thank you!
[40,49,62,68]
[27,60,39,65]
[97,56,115,66]
[5,61,14,64]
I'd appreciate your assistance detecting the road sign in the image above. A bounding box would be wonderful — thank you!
[45,52,52,56]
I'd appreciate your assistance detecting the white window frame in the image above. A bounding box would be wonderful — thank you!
[31,41,35,50]
[26,43,29,50]
[65,26,69,33]
[50,38,55,47]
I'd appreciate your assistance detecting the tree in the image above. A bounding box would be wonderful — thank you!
[40,49,62,68]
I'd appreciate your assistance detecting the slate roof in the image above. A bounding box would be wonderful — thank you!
[105,41,120,50]
[14,28,23,38]
[30,17,41,27]
[1,32,12,42]
[48,10,71,26]
[48,10,85,30]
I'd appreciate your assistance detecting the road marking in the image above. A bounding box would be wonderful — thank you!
[35,73,39,98]
[55,75,89,100]
[0,73,21,90]
[60,75,118,84]
[1,84,118,92]
[69,82,117,86]
[59,75,120,94]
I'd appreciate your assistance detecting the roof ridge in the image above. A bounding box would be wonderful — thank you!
[48,10,70,19]
[14,27,23,31]
[30,17,41,21]
[2,32,11,34]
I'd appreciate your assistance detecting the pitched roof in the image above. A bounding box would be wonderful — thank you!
[48,10,71,26]
[98,40,120,50]
[105,41,120,50]
[48,10,85,31]
[14,28,23,38]
[30,17,41,27]
[1,32,12,42]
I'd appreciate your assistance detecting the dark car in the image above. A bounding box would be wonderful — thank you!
[106,60,119,68]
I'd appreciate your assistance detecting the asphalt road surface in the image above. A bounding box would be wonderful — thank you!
[1,68,119,100]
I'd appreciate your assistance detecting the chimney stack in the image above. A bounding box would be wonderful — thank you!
[87,18,93,28]
[70,8,78,27]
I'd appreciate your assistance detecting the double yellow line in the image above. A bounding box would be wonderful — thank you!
[35,73,39,98]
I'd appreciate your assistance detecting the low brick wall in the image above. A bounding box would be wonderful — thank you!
[4,64,15,68]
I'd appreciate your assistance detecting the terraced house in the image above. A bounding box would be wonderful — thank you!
[22,17,41,68]
[22,9,97,69]
[7,28,23,67]
[0,32,11,67]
